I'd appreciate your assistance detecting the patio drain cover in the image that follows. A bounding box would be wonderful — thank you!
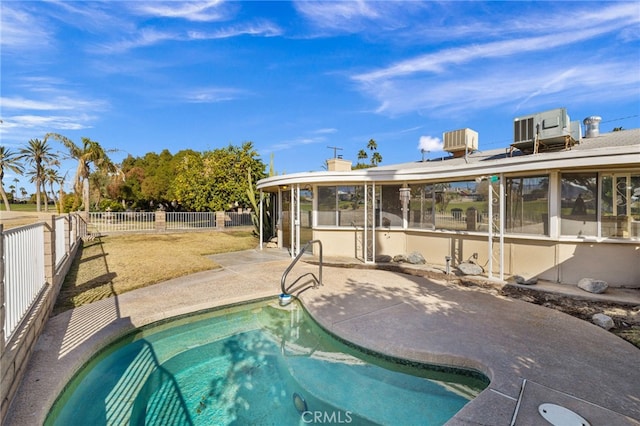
[538,403,590,426]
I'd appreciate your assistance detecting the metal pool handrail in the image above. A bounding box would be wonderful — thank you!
[280,240,323,296]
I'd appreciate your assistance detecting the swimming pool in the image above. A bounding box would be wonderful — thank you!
[45,299,488,425]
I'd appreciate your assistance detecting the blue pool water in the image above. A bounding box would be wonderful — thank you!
[46,299,488,425]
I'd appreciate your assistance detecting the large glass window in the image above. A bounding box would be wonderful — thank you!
[505,175,549,235]
[377,185,403,227]
[316,185,364,227]
[601,173,640,238]
[560,173,597,237]
[407,181,489,231]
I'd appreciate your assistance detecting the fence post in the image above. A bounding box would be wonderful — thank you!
[0,224,5,351]
[155,210,166,232]
[64,215,71,256]
[43,215,56,285]
[216,211,226,230]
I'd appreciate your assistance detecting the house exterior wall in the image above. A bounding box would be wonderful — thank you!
[555,242,639,287]
[312,229,365,258]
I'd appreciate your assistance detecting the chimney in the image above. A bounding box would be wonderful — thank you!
[583,116,602,138]
[327,158,352,171]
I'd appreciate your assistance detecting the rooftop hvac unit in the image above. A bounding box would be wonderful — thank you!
[443,128,478,155]
[512,107,577,154]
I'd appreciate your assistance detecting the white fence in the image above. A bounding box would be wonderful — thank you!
[88,211,253,233]
[2,223,46,343]
[2,214,85,343]
[55,217,66,268]
[88,211,156,233]
[1,214,85,422]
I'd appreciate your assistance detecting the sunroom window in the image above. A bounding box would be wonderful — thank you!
[601,173,640,238]
[407,181,488,231]
[316,185,365,227]
[560,173,597,237]
[505,175,549,236]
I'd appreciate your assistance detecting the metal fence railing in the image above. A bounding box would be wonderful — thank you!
[88,211,156,233]
[166,212,216,229]
[88,211,253,233]
[3,223,46,342]
[225,212,253,227]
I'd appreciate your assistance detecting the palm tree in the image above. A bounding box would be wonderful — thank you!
[18,139,57,212]
[1,146,25,211]
[45,133,115,212]
[366,139,382,167]
[371,151,383,166]
[43,164,63,213]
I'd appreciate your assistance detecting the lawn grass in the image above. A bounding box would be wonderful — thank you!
[0,202,39,212]
[53,230,258,315]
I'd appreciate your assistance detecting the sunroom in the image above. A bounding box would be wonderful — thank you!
[256,127,639,288]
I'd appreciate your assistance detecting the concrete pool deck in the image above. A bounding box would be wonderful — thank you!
[4,249,640,425]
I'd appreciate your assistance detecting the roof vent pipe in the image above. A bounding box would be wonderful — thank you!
[583,116,602,138]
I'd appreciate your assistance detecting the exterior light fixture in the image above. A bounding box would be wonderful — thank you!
[399,186,411,204]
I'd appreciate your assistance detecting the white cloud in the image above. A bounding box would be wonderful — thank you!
[99,28,180,53]
[294,0,425,34]
[0,4,54,52]
[418,136,443,153]
[182,87,244,103]
[353,20,633,84]
[128,1,231,22]
[8,114,92,130]
[0,77,109,144]
[313,128,338,135]
[0,96,104,111]
[295,0,379,29]
[187,21,282,40]
[268,135,328,152]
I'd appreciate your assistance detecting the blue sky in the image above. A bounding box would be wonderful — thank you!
[2,1,639,194]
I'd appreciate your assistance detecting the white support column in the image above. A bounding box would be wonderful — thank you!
[488,182,493,278]
[364,182,368,262]
[399,185,410,230]
[548,171,560,238]
[290,186,295,258]
[499,175,505,280]
[371,184,376,263]
[259,189,263,250]
[295,184,300,256]
[277,188,283,250]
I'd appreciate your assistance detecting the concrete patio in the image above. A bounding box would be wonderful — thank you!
[5,249,640,425]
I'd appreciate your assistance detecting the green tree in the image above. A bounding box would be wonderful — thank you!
[353,138,383,169]
[367,139,382,166]
[43,164,64,213]
[0,146,24,211]
[371,151,383,166]
[247,153,276,241]
[172,142,266,211]
[18,139,57,212]
[46,133,115,212]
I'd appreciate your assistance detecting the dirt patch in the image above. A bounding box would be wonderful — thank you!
[500,285,640,349]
